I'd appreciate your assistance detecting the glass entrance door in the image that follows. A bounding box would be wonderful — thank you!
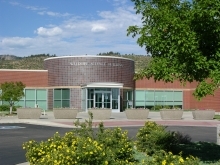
[95,92,111,108]
[86,88,120,112]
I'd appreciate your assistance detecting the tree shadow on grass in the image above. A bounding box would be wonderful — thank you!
[173,141,220,163]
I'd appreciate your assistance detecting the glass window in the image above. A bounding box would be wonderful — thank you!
[145,101,154,106]
[36,89,46,100]
[123,90,133,109]
[135,90,145,101]
[174,91,183,101]
[154,91,164,101]
[87,89,94,99]
[128,90,133,100]
[62,89,70,100]
[112,88,119,100]
[54,100,62,108]
[36,100,47,110]
[145,91,154,101]
[25,100,35,108]
[25,89,35,100]
[95,102,102,108]
[62,100,70,107]
[54,89,62,100]
[94,88,111,91]
[53,89,70,108]
[87,100,94,108]
[173,101,183,105]
[135,101,145,106]
[112,100,118,109]
[134,90,183,109]
[14,100,24,107]
[154,91,164,106]
[164,91,173,102]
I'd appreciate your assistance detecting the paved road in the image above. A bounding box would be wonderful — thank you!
[0,123,217,165]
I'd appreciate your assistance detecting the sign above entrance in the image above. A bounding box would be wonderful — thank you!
[70,62,123,67]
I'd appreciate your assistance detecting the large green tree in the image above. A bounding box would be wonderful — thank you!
[0,82,25,114]
[127,0,220,99]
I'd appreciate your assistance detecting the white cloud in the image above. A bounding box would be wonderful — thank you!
[91,24,107,33]
[1,37,33,48]
[37,11,71,17]
[65,24,76,29]
[9,2,70,17]
[9,2,46,11]
[35,27,63,37]
[112,0,128,6]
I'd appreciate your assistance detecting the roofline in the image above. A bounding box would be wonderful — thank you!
[44,55,134,62]
[81,82,124,88]
[0,69,47,72]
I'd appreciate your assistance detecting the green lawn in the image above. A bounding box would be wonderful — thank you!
[214,115,220,120]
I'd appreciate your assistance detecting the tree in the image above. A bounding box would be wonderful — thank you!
[127,0,220,99]
[0,82,25,114]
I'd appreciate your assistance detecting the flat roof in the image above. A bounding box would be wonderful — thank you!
[0,69,48,72]
[81,82,124,88]
[44,55,134,61]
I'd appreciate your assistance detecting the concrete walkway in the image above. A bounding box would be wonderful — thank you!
[1,111,220,128]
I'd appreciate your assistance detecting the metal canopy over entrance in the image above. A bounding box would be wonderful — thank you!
[81,82,123,112]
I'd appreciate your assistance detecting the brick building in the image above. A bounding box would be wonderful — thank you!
[0,55,219,112]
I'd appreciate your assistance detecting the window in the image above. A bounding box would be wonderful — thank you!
[53,89,70,108]
[135,90,183,109]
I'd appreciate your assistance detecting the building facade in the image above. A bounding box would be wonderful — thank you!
[0,55,219,112]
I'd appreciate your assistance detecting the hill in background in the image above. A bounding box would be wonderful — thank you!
[0,54,56,70]
[0,52,150,71]
[98,51,151,71]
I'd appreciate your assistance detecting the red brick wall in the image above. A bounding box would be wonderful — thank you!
[135,78,198,89]
[70,88,81,109]
[183,90,220,111]
[0,69,48,87]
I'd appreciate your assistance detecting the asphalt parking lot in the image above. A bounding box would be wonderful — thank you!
[0,123,217,165]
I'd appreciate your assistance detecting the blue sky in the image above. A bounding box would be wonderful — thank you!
[0,0,146,57]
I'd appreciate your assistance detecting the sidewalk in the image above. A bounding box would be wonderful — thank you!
[1,111,220,128]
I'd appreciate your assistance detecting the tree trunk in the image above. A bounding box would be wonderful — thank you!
[10,106,12,114]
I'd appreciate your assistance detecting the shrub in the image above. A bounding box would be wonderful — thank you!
[0,105,17,111]
[150,105,163,111]
[97,127,135,163]
[173,105,181,109]
[23,112,136,165]
[163,105,171,109]
[23,132,112,165]
[141,150,200,165]
[136,121,178,155]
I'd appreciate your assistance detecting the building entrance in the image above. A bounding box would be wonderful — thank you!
[81,82,123,112]
[95,91,111,108]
